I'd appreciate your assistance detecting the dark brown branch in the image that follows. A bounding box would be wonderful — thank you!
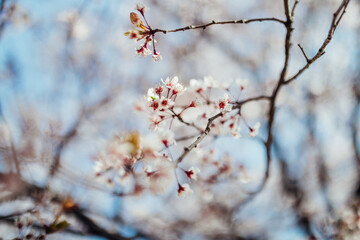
[255,0,295,194]
[253,0,351,196]
[151,18,285,35]
[175,134,199,142]
[298,43,310,63]
[233,95,271,108]
[285,0,351,85]
[284,0,291,19]
[176,112,223,164]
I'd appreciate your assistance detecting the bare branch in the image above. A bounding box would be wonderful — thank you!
[151,18,285,35]
[176,112,223,164]
[298,43,310,63]
[285,0,351,84]
[233,95,271,108]
[291,0,300,18]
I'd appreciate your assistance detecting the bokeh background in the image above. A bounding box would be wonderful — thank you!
[0,0,359,239]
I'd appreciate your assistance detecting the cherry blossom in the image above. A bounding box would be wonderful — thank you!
[235,78,248,91]
[217,93,232,112]
[96,75,260,196]
[177,183,193,197]
[125,3,163,62]
[158,96,174,111]
[152,51,162,62]
[184,167,200,180]
[135,2,149,14]
[158,129,176,148]
[161,76,179,89]
[249,122,261,137]
[136,44,151,57]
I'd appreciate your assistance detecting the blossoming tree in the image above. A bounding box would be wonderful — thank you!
[0,0,359,239]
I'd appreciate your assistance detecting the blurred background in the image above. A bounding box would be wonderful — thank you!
[0,0,359,239]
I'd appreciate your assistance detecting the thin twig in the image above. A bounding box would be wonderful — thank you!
[291,0,300,18]
[298,43,310,63]
[176,112,223,164]
[233,95,271,108]
[175,134,199,142]
[151,18,285,35]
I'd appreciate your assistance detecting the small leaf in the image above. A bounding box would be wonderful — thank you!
[130,12,147,31]
[45,220,71,234]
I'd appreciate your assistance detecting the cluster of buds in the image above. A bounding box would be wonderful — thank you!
[124,3,162,61]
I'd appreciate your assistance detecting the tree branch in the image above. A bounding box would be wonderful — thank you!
[176,112,223,165]
[151,17,285,35]
[285,0,351,85]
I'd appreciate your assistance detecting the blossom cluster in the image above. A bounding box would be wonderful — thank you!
[124,3,162,61]
[13,197,73,239]
[95,76,260,197]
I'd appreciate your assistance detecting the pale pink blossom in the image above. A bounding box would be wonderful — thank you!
[177,183,193,197]
[136,45,151,57]
[184,167,200,180]
[135,2,149,14]
[188,99,203,108]
[235,78,248,91]
[148,115,162,130]
[189,79,204,93]
[217,93,232,112]
[152,51,162,62]
[148,99,160,111]
[203,76,219,88]
[249,122,261,137]
[158,96,174,111]
[126,29,142,41]
[146,88,158,101]
[171,83,186,96]
[161,76,179,90]
[158,129,176,148]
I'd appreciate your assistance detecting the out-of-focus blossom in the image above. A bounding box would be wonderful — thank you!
[177,183,193,198]
[158,129,176,148]
[135,2,149,14]
[235,78,248,91]
[184,167,200,180]
[152,51,162,62]
[188,99,203,108]
[189,79,204,93]
[249,122,261,137]
[136,44,151,57]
